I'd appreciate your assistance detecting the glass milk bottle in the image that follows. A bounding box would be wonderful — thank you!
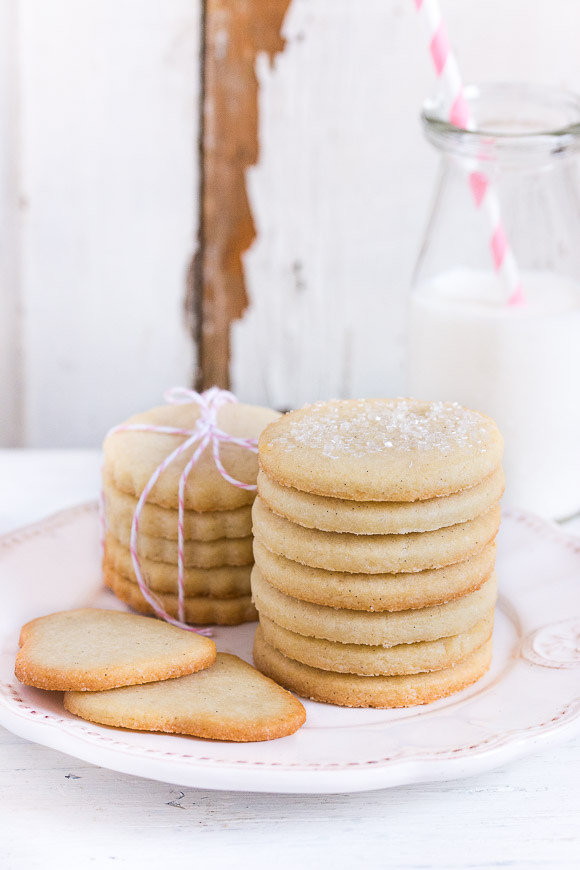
[408,84,580,519]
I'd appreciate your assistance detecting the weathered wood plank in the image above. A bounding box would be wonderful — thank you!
[0,0,22,446]
[5,0,580,440]
[230,0,433,409]
[1,724,580,869]
[18,0,201,447]
[195,0,291,390]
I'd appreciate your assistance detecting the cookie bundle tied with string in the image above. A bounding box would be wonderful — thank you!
[252,398,504,708]
[102,387,280,629]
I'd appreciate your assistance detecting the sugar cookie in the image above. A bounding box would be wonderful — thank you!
[259,612,494,675]
[252,497,500,574]
[253,538,496,611]
[251,567,497,646]
[258,399,503,502]
[103,474,252,541]
[104,402,279,512]
[253,627,492,708]
[257,466,505,535]
[107,527,254,568]
[104,565,257,625]
[15,608,216,691]
[104,538,251,597]
[65,653,306,741]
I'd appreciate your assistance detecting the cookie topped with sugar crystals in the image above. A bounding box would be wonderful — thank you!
[259,398,503,501]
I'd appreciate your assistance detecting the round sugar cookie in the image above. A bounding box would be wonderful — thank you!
[253,497,500,574]
[103,474,252,541]
[259,611,494,675]
[104,401,279,511]
[107,526,254,568]
[257,466,505,535]
[104,538,251,597]
[253,538,496,611]
[251,568,498,646]
[105,565,257,625]
[259,398,503,501]
[15,608,216,691]
[253,627,493,708]
[64,653,306,742]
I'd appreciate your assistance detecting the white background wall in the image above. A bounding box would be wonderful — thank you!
[0,0,199,447]
[2,0,580,445]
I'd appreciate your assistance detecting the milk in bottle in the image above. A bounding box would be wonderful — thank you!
[409,269,580,517]
[410,84,580,518]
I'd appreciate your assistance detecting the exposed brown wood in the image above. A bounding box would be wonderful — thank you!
[192,0,291,390]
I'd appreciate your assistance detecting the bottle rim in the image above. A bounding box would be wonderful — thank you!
[422,82,580,159]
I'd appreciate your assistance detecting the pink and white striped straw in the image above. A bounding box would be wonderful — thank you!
[414,0,526,306]
[100,387,259,635]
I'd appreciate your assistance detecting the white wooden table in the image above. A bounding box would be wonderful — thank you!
[1,450,579,870]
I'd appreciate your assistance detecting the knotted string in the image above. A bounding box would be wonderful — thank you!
[100,387,258,634]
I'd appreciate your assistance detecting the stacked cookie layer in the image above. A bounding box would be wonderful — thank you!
[102,399,279,625]
[252,398,504,707]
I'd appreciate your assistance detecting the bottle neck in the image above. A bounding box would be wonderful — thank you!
[422,83,580,168]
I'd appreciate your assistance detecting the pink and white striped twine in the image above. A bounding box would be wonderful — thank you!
[100,387,259,635]
[414,0,526,306]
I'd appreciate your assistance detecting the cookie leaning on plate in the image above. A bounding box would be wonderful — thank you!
[65,653,306,742]
[15,609,216,691]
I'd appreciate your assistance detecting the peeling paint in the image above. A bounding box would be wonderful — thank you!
[195,0,292,389]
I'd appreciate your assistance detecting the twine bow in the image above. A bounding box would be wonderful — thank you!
[101,387,258,634]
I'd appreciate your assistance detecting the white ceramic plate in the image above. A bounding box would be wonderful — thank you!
[0,503,579,794]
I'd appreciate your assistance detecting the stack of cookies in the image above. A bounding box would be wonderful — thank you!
[252,398,504,707]
[102,398,279,625]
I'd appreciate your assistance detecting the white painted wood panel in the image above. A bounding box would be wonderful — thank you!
[18,0,200,446]
[0,0,22,446]
[4,0,580,443]
[1,730,580,870]
[232,0,580,410]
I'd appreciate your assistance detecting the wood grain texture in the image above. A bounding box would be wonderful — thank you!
[196,0,291,390]
[2,1,580,442]
[0,0,22,446]
[1,726,580,870]
[18,0,200,447]
[231,0,433,409]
